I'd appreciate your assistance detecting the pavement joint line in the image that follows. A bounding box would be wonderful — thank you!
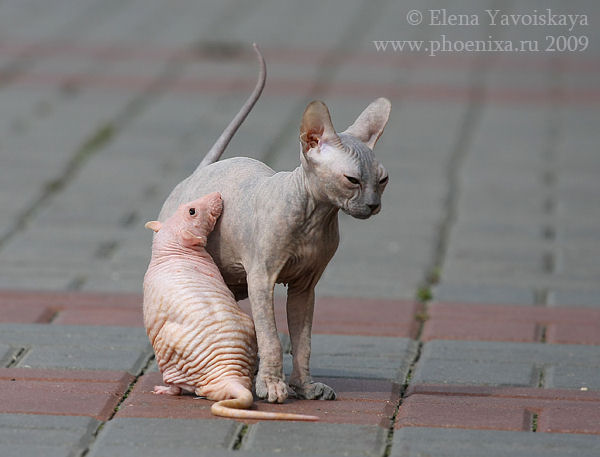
[111,353,156,418]
[391,1,547,441]
[534,288,549,306]
[0,37,200,273]
[6,347,29,368]
[47,309,60,324]
[0,0,239,254]
[537,324,548,344]
[67,276,88,292]
[542,250,556,274]
[382,342,423,457]
[119,210,139,228]
[231,424,249,451]
[542,225,556,241]
[413,8,490,339]
[0,122,114,252]
[422,22,492,304]
[0,0,137,108]
[530,411,539,432]
[537,367,546,389]
[535,59,562,308]
[80,353,155,456]
[389,31,493,447]
[94,240,119,260]
[424,75,485,298]
[0,4,268,286]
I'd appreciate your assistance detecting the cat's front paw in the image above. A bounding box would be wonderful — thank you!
[290,381,336,400]
[255,373,288,403]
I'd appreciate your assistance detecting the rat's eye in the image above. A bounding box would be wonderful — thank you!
[189,208,196,216]
[345,175,360,185]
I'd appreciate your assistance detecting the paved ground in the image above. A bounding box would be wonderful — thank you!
[0,0,599,455]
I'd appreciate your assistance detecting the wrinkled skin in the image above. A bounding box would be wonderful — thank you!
[144,193,256,402]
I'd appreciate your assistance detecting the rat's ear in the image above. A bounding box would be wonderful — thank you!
[299,100,342,154]
[145,221,162,232]
[342,98,391,150]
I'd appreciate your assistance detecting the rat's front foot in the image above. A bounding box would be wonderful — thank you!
[255,371,288,403]
[290,379,336,400]
[153,385,182,396]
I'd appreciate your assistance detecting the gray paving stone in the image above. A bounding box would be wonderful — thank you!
[316,264,424,301]
[0,323,152,374]
[87,417,242,457]
[0,345,16,367]
[412,340,600,388]
[0,226,125,266]
[81,270,147,293]
[544,364,600,390]
[549,288,600,308]
[242,422,387,457]
[414,359,539,387]
[433,282,536,305]
[284,335,418,381]
[0,414,99,457]
[390,427,600,457]
[0,271,76,291]
[442,258,548,283]
[436,274,600,298]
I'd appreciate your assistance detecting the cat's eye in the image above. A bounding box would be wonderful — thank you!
[345,175,360,185]
[189,208,196,216]
[379,176,389,185]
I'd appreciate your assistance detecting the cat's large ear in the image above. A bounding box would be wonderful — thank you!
[300,100,342,154]
[342,98,391,150]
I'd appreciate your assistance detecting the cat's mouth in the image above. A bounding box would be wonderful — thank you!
[342,205,378,220]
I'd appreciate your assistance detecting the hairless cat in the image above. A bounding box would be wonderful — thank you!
[158,44,391,403]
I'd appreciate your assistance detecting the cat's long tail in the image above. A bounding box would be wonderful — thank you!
[196,43,266,171]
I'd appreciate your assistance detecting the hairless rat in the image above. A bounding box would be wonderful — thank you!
[144,192,317,421]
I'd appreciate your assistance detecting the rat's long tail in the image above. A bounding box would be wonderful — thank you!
[196,43,266,171]
[210,382,318,421]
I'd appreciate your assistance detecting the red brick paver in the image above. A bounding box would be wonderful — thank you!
[53,306,143,326]
[239,296,421,338]
[2,41,599,72]
[422,302,600,345]
[7,70,600,106]
[0,290,142,308]
[117,372,399,426]
[406,384,600,401]
[0,368,134,420]
[397,384,600,434]
[3,290,599,433]
[0,290,418,337]
[0,302,55,324]
[0,290,142,326]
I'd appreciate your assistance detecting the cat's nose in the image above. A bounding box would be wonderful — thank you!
[368,203,380,213]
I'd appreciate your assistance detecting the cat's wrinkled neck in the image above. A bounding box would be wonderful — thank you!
[290,165,339,222]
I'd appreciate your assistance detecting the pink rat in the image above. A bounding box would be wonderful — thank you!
[143,192,317,421]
